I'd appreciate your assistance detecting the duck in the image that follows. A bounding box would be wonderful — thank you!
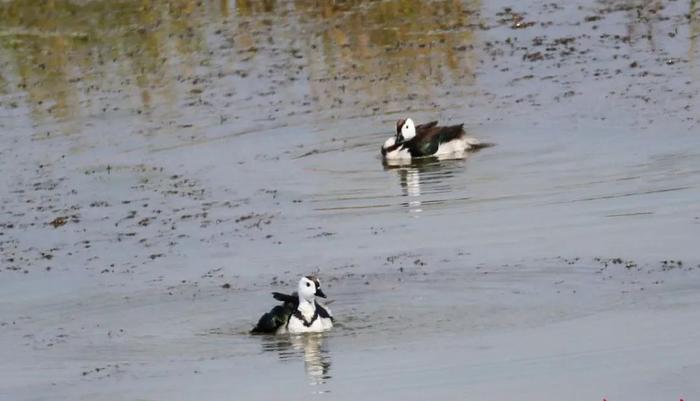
[251,276,334,334]
[381,118,489,160]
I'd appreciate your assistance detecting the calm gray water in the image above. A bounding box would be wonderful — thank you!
[1,0,700,400]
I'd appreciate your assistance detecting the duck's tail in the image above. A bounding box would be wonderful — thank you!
[465,137,495,152]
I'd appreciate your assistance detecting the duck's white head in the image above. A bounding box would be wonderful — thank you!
[298,275,326,302]
[396,117,416,143]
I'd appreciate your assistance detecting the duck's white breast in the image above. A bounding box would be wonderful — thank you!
[286,315,331,333]
[383,146,412,160]
[382,136,412,160]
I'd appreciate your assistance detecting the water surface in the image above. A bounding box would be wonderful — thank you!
[1,0,700,400]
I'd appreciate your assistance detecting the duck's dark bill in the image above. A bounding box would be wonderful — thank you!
[315,288,327,298]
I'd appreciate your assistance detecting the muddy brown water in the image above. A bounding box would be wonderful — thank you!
[1,0,700,400]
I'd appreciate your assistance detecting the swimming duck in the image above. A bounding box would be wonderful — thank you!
[251,276,334,334]
[381,118,488,160]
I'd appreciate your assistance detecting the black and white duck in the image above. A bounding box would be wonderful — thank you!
[251,276,333,334]
[381,118,489,160]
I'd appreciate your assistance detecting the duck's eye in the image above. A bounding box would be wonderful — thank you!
[405,125,409,130]
[306,282,311,287]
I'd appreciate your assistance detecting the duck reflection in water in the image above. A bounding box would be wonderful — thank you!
[260,332,331,386]
[384,155,474,214]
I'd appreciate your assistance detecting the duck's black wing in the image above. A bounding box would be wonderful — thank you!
[407,123,465,157]
[416,121,438,131]
[316,302,334,322]
[272,292,298,304]
[435,124,466,144]
[250,292,298,334]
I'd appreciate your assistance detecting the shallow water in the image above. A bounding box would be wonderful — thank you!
[1,0,700,400]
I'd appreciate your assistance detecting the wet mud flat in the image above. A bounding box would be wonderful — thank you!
[1,0,700,400]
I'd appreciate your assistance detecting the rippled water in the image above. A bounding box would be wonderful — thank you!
[1,0,700,400]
